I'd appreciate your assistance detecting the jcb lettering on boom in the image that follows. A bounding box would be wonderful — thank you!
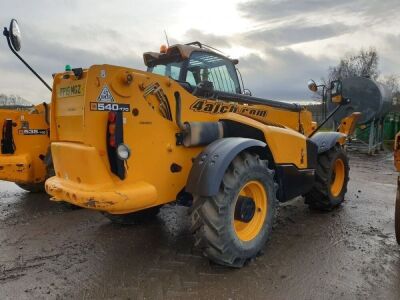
[190,99,268,118]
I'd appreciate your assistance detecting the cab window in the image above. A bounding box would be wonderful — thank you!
[186,52,241,94]
[148,61,183,81]
[186,70,197,86]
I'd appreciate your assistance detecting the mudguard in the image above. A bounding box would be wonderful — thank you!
[310,132,345,154]
[186,137,266,197]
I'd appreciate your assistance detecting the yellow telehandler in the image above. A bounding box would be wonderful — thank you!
[8,20,359,267]
[0,103,51,192]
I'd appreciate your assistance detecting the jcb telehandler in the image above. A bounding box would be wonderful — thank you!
[0,20,54,192]
[9,19,357,267]
[0,103,52,192]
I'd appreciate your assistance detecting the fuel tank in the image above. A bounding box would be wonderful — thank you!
[330,77,393,124]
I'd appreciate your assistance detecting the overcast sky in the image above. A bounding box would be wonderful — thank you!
[0,0,399,103]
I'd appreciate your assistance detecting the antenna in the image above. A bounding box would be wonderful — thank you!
[164,30,170,47]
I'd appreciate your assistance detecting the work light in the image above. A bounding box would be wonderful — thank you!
[116,143,131,160]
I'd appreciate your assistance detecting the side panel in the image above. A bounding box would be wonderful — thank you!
[221,114,310,169]
[219,116,318,201]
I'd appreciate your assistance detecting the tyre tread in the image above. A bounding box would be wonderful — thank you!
[305,145,350,211]
[190,152,278,267]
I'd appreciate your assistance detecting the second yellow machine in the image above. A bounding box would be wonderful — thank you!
[0,103,51,192]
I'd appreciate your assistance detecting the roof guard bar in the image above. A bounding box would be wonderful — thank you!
[185,41,238,64]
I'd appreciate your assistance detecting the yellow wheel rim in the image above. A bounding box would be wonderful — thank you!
[234,181,267,242]
[330,158,345,197]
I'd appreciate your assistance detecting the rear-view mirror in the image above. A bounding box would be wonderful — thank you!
[307,79,318,92]
[9,19,21,51]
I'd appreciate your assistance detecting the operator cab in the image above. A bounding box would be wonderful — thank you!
[144,42,242,96]
[144,42,301,112]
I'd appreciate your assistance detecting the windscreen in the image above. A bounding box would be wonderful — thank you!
[186,52,241,94]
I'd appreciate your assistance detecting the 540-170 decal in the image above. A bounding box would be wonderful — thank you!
[90,102,130,112]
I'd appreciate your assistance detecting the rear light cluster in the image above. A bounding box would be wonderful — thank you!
[108,112,117,148]
[107,112,130,160]
[106,111,127,180]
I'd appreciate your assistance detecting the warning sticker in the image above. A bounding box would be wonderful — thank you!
[97,85,115,102]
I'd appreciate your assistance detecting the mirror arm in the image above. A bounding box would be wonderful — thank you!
[308,98,350,138]
[3,27,52,92]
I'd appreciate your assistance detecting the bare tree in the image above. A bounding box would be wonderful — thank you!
[381,74,400,94]
[328,48,379,82]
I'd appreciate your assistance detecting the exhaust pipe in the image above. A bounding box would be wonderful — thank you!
[174,91,223,147]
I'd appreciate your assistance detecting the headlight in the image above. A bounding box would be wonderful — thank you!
[116,143,131,160]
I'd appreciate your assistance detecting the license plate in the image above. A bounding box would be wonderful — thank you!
[57,80,85,98]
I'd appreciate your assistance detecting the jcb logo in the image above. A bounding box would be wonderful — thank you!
[190,99,268,118]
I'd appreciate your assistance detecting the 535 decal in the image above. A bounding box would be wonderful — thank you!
[90,102,130,112]
[18,129,48,135]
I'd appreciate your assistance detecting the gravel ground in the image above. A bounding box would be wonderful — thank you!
[0,151,399,299]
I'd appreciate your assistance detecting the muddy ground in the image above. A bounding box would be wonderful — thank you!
[1,151,399,299]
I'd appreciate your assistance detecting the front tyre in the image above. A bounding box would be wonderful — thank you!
[190,152,277,268]
[305,145,350,211]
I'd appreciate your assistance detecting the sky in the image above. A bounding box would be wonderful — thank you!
[0,0,399,103]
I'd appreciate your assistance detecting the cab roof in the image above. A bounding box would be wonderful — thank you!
[143,41,239,67]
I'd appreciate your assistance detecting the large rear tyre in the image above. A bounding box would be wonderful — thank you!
[102,206,161,225]
[305,145,349,211]
[15,182,45,193]
[396,176,400,245]
[190,152,277,268]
